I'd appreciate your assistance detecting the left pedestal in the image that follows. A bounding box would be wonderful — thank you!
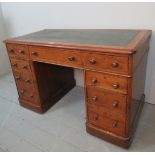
[6,43,76,113]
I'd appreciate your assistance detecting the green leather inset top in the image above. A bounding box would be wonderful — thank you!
[13,29,140,47]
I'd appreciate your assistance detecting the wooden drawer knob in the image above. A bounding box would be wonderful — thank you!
[112,62,119,68]
[11,63,17,67]
[112,83,119,89]
[30,94,34,98]
[19,50,25,54]
[112,101,119,107]
[89,59,96,64]
[93,114,99,121]
[20,90,24,95]
[112,121,118,128]
[15,76,21,80]
[25,79,30,83]
[32,51,38,56]
[22,65,28,69]
[9,49,14,53]
[91,78,97,84]
[68,56,75,61]
[92,96,97,102]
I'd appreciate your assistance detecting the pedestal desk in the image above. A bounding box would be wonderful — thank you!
[4,29,152,148]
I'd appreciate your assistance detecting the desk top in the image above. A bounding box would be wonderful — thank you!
[4,29,151,53]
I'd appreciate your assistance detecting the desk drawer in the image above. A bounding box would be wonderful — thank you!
[7,44,29,59]
[86,86,127,114]
[10,59,32,76]
[87,107,125,136]
[29,46,83,68]
[13,71,39,104]
[85,71,128,94]
[29,46,58,63]
[83,53,129,74]
[13,71,34,89]
[18,87,39,103]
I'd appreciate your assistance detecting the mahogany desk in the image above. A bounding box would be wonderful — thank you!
[4,29,152,148]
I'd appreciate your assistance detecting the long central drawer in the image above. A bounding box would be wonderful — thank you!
[29,46,83,68]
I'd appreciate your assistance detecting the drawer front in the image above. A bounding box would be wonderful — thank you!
[82,53,129,74]
[10,59,32,76]
[88,104,125,123]
[7,44,29,59]
[85,71,128,94]
[87,107,125,136]
[29,46,58,63]
[17,87,38,103]
[29,46,83,68]
[87,86,127,114]
[13,71,35,90]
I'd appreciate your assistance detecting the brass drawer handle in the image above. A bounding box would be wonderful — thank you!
[68,56,75,61]
[112,121,118,128]
[93,114,99,121]
[19,50,25,54]
[112,62,119,68]
[91,78,97,84]
[112,101,119,107]
[112,83,119,89]
[92,96,97,102]
[89,59,96,64]
[15,76,21,80]
[32,51,38,56]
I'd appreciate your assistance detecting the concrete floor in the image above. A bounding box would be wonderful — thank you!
[0,73,155,152]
